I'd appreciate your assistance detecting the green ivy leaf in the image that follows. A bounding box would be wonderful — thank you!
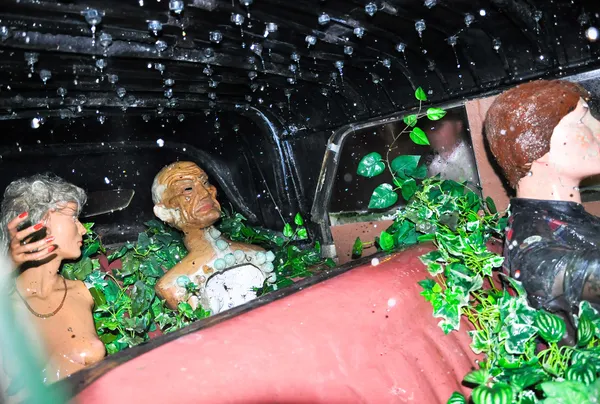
[294,213,304,226]
[82,240,101,258]
[296,227,308,240]
[130,280,155,317]
[471,382,512,404]
[485,196,498,214]
[368,184,398,209]
[357,152,386,178]
[565,363,596,385]
[379,231,394,251]
[540,380,594,403]
[415,86,427,101]
[534,310,566,343]
[463,369,490,386]
[283,223,294,238]
[409,127,430,145]
[401,178,417,201]
[426,107,447,121]
[446,392,466,404]
[391,155,421,176]
[352,237,363,258]
[89,287,107,308]
[403,114,418,127]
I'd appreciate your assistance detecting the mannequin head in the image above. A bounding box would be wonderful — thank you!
[485,80,598,189]
[0,174,87,260]
[152,161,221,231]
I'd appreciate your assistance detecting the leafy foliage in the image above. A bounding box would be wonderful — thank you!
[63,212,333,354]
[356,88,600,402]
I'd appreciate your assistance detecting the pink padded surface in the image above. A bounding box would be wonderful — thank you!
[76,245,477,404]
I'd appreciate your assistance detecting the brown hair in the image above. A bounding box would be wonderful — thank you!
[484,80,590,188]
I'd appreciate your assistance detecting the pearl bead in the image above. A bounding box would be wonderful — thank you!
[255,251,266,265]
[265,251,275,262]
[216,239,229,251]
[224,253,236,266]
[214,258,226,271]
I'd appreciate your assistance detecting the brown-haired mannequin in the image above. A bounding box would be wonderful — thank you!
[485,80,600,335]
[152,162,275,313]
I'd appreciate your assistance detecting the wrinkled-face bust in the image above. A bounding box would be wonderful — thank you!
[153,162,221,230]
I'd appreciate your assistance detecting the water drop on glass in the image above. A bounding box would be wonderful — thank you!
[239,0,253,5]
[250,42,262,56]
[427,60,436,71]
[155,40,168,52]
[83,9,102,28]
[214,121,221,129]
[154,63,166,73]
[57,87,67,97]
[164,88,173,98]
[291,52,301,62]
[0,26,10,41]
[248,71,257,80]
[208,92,217,100]
[148,20,163,36]
[164,78,175,86]
[533,10,542,22]
[289,64,297,73]
[178,114,185,122]
[95,59,107,70]
[31,115,44,129]
[203,66,213,75]
[344,45,354,55]
[586,27,599,42]
[39,69,52,84]
[395,42,406,53]
[209,79,218,88]
[204,47,215,58]
[354,27,365,38]
[97,115,106,124]
[415,19,426,36]
[447,35,457,46]
[108,74,119,84]
[318,13,331,25]
[156,138,165,147]
[142,114,150,122]
[365,2,377,17]
[266,22,278,33]
[99,32,112,48]
[424,0,436,9]
[305,35,317,46]
[479,9,487,17]
[169,0,184,14]
[209,31,223,43]
[104,177,111,185]
[116,87,127,98]
[492,38,501,51]
[382,58,391,68]
[231,13,245,26]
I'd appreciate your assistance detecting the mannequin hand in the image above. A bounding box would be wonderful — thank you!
[7,213,56,267]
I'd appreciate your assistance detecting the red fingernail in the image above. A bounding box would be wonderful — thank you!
[18,212,28,219]
[48,245,56,253]
[33,223,44,231]
[45,236,55,243]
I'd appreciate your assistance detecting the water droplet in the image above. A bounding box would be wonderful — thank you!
[586,27,599,42]
[424,0,437,9]
[344,45,354,55]
[203,65,213,76]
[365,2,377,17]
[318,13,331,25]
[214,121,221,129]
[427,60,436,71]
[395,42,406,52]
[25,52,39,71]
[578,13,590,26]
[97,115,106,124]
[250,42,263,56]
[239,0,253,5]
[204,47,215,58]
[447,35,457,46]
[155,40,168,52]
[533,10,542,22]
[169,0,184,14]
[492,38,501,51]
[354,27,365,38]
[142,114,150,122]
[245,94,253,102]
[381,58,391,69]
[31,115,45,129]
[289,64,297,73]
[39,69,52,84]
[209,79,219,88]
[95,59,107,70]
[415,19,426,37]
[164,88,173,98]
[148,20,162,36]
[99,32,112,48]
[208,92,217,100]
[266,22,278,33]
[108,74,119,84]
[464,14,475,27]
[479,9,487,17]
[154,63,166,73]
[291,52,301,62]
[0,26,10,41]
[116,87,127,98]
[305,35,317,47]
[178,114,185,122]
[287,78,296,84]
[57,87,67,98]
[371,72,381,84]
[156,138,165,147]
[209,31,223,43]
[248,71,257,80]
[231,13,245,26]
[164,78,175,86]
[104,177,111,185]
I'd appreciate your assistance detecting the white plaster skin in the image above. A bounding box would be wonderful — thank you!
[174,226,276,314]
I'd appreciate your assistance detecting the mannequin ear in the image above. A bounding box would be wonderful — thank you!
[153,203,175,225]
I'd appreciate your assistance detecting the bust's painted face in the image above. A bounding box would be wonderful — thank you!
[547,98,600,180]
[157,162,221,230]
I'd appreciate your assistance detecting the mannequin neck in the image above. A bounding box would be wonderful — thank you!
[16,259,62,299]
[516,160,582,204]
